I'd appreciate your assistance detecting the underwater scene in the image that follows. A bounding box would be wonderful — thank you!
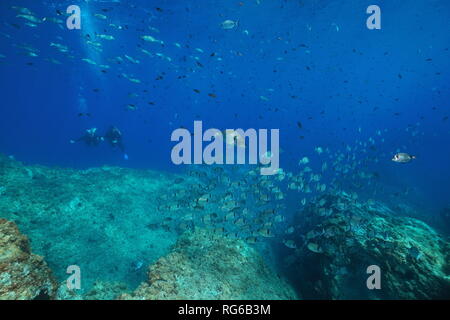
[0,0,449,301]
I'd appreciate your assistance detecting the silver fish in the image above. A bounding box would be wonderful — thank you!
[392,153,416,163]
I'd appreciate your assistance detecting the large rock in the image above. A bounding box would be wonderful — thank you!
[0,219,58,299]
[0,155,182,290]
[120,229,298,300]
[56,280,129,300]
[289,192,450,299]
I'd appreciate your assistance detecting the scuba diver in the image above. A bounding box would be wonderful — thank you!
[104,126,129,160]
[70,128,103,146]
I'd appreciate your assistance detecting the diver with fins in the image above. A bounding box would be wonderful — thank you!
[104,126,129,160]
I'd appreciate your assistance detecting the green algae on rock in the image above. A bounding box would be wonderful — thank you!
[0,154,184,290]
[56,280,130,300]
[0,218,58,300]
[120,229,298,300]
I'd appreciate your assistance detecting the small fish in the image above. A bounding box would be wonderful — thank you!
[256,228,274,238]
[285,226,295,234]
[307,242,323,253]
[141,49,152,56]
[245,236,258,244]
[392,153,416,163]
[94,13,107,20]
[124,55,140,64]
[141,35,164,45]
[121,74,141,84]
[97,34,115,40]
[16,14,41,24]
[126,104,137,111]
[221,19,238,30]
[11,6,33,15]
[197,194,211,203]
[50,42,68,53]
[82,58,96,65]
[86,40,102,48]
[331,23,339,32]
[299,157,309,165]
[131,261,143,271]
[283,240,297,249]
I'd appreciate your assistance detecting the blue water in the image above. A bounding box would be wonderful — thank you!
[0,0,449,298]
